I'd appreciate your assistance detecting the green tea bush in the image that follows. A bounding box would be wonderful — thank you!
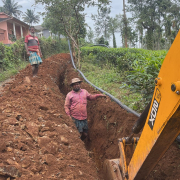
[81,47,167,104]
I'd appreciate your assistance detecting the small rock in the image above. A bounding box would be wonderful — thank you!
[45,154,57,165]
[45,121,55,132]
[62,124,68,129]
[0,165,21,177]
[21,157,31,169]
[7,159,15,165]
[3,109,12,113]
[24,76,31,84]
[7,147,13,152]
[79,170,83,175]
[21,124,26,130]
[41,127,50,132]
[58,153,64,160]
[2,132,7,136]
[30,162,43,174]
[38,116,44,122]
[38,136,51,148]
[53,114,62,118]
[44,85,49,91]
[0,140,6,152]
[5,118,18,125]
[60,136,69,145]
[16,114,23,121]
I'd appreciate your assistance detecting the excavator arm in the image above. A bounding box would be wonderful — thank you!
[104,31,180,180]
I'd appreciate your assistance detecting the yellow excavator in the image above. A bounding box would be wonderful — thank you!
[103,31,180,180]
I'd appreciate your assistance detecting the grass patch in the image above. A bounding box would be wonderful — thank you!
[81,61,144,112]
[0,61,28,82]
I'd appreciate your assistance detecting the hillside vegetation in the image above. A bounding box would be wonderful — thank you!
[81,46,167,112]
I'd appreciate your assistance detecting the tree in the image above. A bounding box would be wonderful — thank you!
[123,0,128,47]
[2,0,22,17]
[127,0,173,50]
[91,6,111,41]
[35,0,110,68]
[86,27,94,44]
[23,9,40,26]
[108,16,119,48]
[117,14,136,48]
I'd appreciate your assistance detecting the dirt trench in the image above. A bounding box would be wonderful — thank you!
[0,53,180,180]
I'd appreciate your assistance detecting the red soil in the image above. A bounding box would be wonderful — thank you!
[0,53,179,180]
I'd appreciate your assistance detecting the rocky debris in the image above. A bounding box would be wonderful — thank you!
[0,165,21,178]
[0,54,99,180]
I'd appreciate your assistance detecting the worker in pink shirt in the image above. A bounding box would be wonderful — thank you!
[64,78,106,140]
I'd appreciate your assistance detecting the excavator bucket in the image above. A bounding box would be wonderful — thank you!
[103,159,123,180]
[103,137,138,180]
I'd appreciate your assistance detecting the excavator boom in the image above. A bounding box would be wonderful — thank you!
[104,31,180,180]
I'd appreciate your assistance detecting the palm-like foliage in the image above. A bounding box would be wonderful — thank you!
[2,0,22,18]
[23,9,40,26]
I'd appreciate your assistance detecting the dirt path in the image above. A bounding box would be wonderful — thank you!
[0,53,179,180]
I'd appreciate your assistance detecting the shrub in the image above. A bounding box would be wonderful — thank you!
[81,46,167,104]
[0,37,68,72]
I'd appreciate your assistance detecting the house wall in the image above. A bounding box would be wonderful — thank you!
[7,22,29,43]
[0,21,10,44]
[0,29,5,42]
[0,13,9,18]
[0,21,7,31]
[0,13,30,44]
[43,29,51,38]
[23,27,29,38]
[36,29,52,39]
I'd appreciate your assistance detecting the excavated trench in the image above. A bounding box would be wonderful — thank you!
[57,54,180,180]
[0,53,180,180]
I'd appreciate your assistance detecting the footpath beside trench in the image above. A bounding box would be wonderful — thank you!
[0,53,179,180]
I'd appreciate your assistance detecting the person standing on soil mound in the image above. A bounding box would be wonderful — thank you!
[64,78,106,140]
[25,26,43,77]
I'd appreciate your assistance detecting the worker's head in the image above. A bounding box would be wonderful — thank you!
[70,78,82,92]
[29,26,35,35]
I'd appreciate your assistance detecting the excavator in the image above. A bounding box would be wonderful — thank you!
[103,31,180,180]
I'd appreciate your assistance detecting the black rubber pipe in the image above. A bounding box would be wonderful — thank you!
[68,39,140,118]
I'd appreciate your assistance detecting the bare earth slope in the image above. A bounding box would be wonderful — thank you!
[0,53,179,180]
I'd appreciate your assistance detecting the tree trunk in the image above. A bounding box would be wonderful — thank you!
[78,49,81,69]
[113,31,117,48]
[147,28,153,50]
[71,41,76,64]
[123,0,128,48]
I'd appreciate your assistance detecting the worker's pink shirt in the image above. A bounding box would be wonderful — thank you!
[64,89,101,120]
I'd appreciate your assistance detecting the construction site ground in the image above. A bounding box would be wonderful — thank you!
[0,53,180,180]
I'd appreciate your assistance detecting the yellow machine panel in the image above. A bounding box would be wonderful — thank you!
[104,31,180,180]
[128,31,180,180]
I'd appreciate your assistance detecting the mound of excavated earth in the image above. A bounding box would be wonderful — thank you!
[0,53,180,180]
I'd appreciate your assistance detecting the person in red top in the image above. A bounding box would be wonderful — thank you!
[25,26,43,77]
[64,78,106,140]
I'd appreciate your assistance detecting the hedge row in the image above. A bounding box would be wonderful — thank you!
[0,37,68,72]
[81,47,168,103]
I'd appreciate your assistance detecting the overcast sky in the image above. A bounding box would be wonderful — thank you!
[0,0,124,47]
